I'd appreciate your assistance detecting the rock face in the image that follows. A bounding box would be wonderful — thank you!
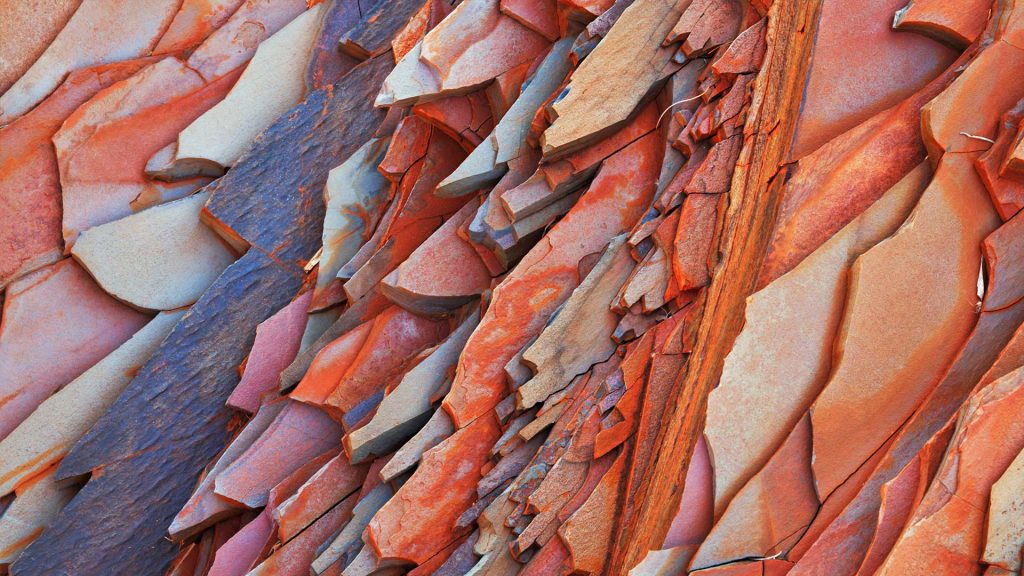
[3,2,1024,576]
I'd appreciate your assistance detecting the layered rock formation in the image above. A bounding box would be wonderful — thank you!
[1,1,1021,575]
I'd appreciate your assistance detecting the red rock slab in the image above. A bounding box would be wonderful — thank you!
[893,0,991,48]
[672,193,721,291]
[0,0,181,124]
[346,310,479,464]
[500,103,659,223]
[685,136,742,195]
[500,0,559,41]
[0,58,151,290]
[662,435,713,549]
[442,130,658,429]
[391,0,449,64]
[368,413,501,567]
[249,496,354,576]
[153,0,247,55]
[983,212,1024,312]
[273,452,369,542]
[380,200,491,315]
[320,306,451,418]
[292,319,374,406]
[169,400,286,540]
[810,155,999,500]
[711,18,767,77]
[759,49,963,286]
[559,0,616,21]
[378,0,549,105]
[560,451,627,575]
[976,100,1024,221]
[789,0,956,158]
[923,40,1024,160]
[0,259,149,441]
[228,292,311,414]
[341,128,471,304]
[213,400,343,509]
[789,426,895,567]
[691,415,818,569]
[55,57,240,248]
[0,0,81,96]
[876,368,1024,575]
[854,421,952,576]
[706,163,929,519]
[412,90,494,151]
[666,0,744,58]
[1007,123,1024,179]
[378,116,432,183]
[279,291,392,392]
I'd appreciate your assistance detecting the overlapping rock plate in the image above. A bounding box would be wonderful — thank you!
[1,0,1023,575]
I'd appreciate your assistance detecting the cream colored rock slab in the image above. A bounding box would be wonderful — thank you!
[0,311,183,498]
[175,4,323,170]
[705,163,929,516]
[316,137,392,298]
[72,191,237,311]
[378,408,455,483]
[0,466,75,563]
[541,0,682,157]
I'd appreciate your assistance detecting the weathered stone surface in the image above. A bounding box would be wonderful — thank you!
[0,0,180,124]
[893,0,991,48]
[0,0,81,97]
[790,0,956,158]
[810,155,998,500]
[0,259,149,442]
[704,163,928,516]
[379,200,491,315]
[368,414,502,567]
[57,57,241,249]
[168,399,285,540]
[692,416,818,569]
[228,292,311,413]
[541,0,683,157]
[313,138,392,311]
[204,54,394,265]
[152,0,247,55]
[878,368,1024,575]
[15,250,303,576]
[0,311,182,498]
[248,496,353,576]
[376,0,548,106]
[443,130,659,428]
[273,452,368,542]
[517,236,634,409]
[214,400,342,509]
[72,191,237,311]
[345,310,479,462]
[172,4,323,172]
[0,59,151,289]
[338,0,430,60]
[0,466,75,565]
[436,37,572,196]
